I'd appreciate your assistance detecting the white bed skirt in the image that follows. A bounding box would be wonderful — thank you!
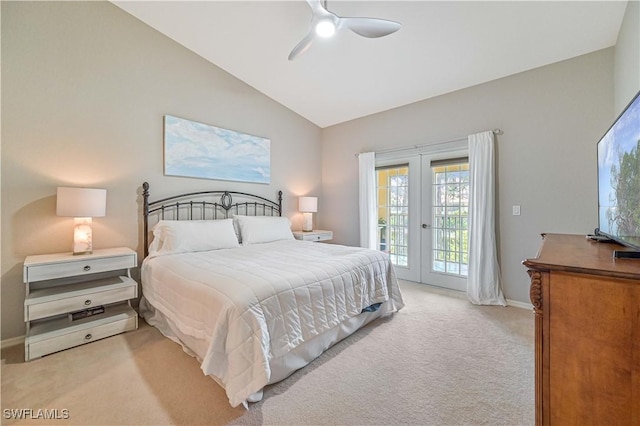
[139,296,393,405]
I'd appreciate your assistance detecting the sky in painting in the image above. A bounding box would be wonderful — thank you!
[164,115,270,184]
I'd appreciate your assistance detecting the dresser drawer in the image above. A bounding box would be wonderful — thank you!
[25,254,136,283]
[25,276,137,321]
[26,304,137,360]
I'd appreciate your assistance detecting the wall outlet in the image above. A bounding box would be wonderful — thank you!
[513,205,521,216]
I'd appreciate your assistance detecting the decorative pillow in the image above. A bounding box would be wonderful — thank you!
[234,215,294,245]
[149,219,240,255]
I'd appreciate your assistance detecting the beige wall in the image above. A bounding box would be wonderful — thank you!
[614,0,640,113]
[320,48,615,305]
[1,2,321,340]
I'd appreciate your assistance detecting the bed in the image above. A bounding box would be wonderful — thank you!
[139,182,404,408]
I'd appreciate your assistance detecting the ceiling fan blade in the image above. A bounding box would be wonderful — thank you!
[288,31,315,60]
[305,0,327,15]
[341,17,401,38]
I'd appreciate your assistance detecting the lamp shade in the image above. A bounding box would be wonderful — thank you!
[298,196,318,213]
[56,187,107,217]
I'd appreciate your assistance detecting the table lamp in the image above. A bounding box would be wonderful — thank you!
[298,196,317,232]
[56,187,107,255]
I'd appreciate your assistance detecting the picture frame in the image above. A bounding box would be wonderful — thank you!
[164,115,271,184]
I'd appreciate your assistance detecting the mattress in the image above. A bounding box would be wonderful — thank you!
[141,239,404,407]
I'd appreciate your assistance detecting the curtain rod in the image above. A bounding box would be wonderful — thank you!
[356,128,503,157]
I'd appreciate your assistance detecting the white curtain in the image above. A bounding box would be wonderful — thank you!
[467,131,507,306]
[358,152,377,249]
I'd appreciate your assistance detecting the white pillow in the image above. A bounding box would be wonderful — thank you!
[235,215,294,245]
[149,219,240,255]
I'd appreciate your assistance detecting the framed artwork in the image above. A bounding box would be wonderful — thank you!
[164,115,271,184]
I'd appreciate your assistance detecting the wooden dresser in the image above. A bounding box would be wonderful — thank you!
[523,234,640,425]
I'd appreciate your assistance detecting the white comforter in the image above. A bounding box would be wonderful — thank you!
[141,239,404,407]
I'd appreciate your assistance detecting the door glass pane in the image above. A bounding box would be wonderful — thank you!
[377,165,409,267]
[431,163,469,277]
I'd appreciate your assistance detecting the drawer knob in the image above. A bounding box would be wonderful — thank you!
[84,333,92,341]
[83,265,91,272]
[84,299,92,306]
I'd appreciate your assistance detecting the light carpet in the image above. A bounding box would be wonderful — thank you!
[1,281,534,425]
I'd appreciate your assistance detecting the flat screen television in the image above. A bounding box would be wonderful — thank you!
[596,89,640,257]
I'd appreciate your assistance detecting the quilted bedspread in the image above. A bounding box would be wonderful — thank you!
[141,239,404,407]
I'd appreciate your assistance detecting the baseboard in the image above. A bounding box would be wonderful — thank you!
[1,335,24,349]
[506,299,533,310]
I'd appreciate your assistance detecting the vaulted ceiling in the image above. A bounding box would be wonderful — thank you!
[113,1,628,128]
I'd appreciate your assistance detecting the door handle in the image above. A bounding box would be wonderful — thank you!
[422,224,431,229]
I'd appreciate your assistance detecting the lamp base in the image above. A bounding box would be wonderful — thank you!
[73,217,93,255]
[302,212,313,232]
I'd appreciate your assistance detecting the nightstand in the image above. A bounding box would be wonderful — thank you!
[23,247,138,361]
[293,230,333,242]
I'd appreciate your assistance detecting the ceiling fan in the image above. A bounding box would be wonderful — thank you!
[288,0,401,60]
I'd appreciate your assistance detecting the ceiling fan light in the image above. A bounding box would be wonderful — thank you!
[315,20,336,38]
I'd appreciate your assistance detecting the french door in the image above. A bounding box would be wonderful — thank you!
[420,154,469,291]
[376,149,469,291]
[376,157,420,282]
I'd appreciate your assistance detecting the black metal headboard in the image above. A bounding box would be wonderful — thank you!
[142,181,282,258]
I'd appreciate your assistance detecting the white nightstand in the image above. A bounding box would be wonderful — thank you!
[23,247,138,361]
[293,230,333,242]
